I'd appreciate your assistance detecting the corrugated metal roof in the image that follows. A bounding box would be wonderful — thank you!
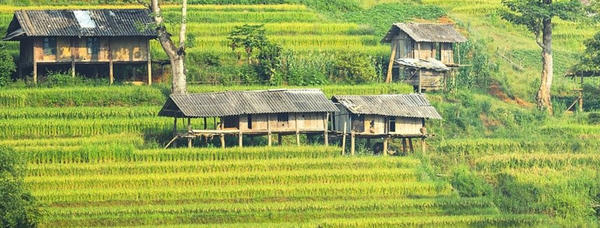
[381,23,467,43]
[332,94,442,119]
[159,89,340,118]
[4,9,156,40]
[396,58,450,71]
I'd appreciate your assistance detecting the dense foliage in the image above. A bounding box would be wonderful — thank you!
[0,146,40,227]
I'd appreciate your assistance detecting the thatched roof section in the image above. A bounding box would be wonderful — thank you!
[159,89,339,118]
[381,23,467,43]
[332,94,442,119]
[396,58,450,72]
[4,9,156,40]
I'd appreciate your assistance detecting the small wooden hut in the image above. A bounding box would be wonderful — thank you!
[158,89,339,148]
[3,9,156,84]
[332,94,442,155]
[381,23,466,92]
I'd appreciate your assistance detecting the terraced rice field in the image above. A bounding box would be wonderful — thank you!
[16,136,545,227]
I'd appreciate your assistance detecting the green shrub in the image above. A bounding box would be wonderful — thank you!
[0,146,40,227]
[588,112,600,125]
[333,52,378,83]
[450,166,492,197]
[0,45,16,87]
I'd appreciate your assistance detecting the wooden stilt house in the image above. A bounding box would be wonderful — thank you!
[332,94,442,155]
[381,23,467,92]
[3,9,156,84]
[158,89,339,148]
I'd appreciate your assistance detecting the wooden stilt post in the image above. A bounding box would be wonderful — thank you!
[173,118,178,147]
[350,131,356,156]
[203,117,207,129]
[187,118,192,148]
[220,134,225,149]
[108,38,113,85]
[71,38,76,78]
[267,115,272,147]
[239,129,243,148]
[383,137,389,156]
[323,113,329,146]
[147,40,152,85]
[402,138,407,153]
[409,138,414,153]
[342,121,347,155]
[295,114,300,146]
[278,134,282,145]
[386,42,398,83]
[33,62,37,84]
[213,117,217,129]
[421,137,426,154]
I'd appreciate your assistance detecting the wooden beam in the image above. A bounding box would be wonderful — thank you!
[418,69,422,94]
[409,138,414,153]
[278,134,282,146]
[402,138,407,153]
[187,137,192,148]
[342,121,347,155]
[386,42,397,83]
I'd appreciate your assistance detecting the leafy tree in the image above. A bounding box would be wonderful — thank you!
[228,24,268,64]
[0,146,40,227]
[228,24,282,82]
[571,32,600,74]
[333,53,378,83]
[0,46,15,87]
[501,0,583,114]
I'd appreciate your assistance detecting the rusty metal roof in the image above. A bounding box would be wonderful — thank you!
[4,9,156,40]
[159,89,339,118]
[381,23,467,43]
[332,94,442,119]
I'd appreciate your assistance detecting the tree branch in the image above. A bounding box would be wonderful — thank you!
[179,0,187,54]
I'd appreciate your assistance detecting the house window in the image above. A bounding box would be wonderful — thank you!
[87,38,100,55]
[389,117,396,133]
[43,37,57,55]
[223,116,239,129]
[277,113,289,122]
[247,115,253,129]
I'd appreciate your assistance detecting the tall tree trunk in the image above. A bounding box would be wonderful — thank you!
[150,0,187,94]
[536,17,553,114]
